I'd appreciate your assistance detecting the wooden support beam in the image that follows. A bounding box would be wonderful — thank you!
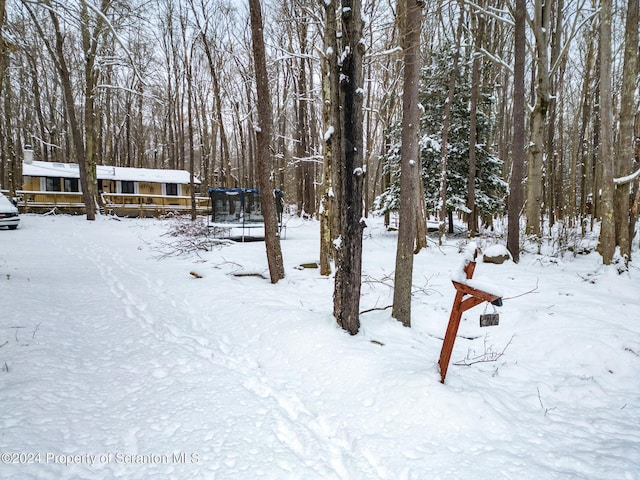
[438,259,502,383]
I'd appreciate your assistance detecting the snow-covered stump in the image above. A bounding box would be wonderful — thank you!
[438,243,503,384]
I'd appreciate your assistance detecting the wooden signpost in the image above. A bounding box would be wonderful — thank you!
[438,248,503,384]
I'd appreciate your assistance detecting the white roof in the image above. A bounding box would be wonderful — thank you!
[23,160,200,185]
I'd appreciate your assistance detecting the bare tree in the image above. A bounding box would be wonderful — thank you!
[507,0,526,263]
[597,0,615,264]
[613,0,639,261]
[467,0,485,236]
[249,0,285,283]
[333,0,365,335]
[524,0,552,237]
[568,24,596,229]
[24,3,95,219]
[437,2,464,243]
[392,0,423,327]
[319,0,342,276]
[179,7,197,220]
[0,0,17,196]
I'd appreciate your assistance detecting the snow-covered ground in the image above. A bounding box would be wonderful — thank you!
[1,214,638,480]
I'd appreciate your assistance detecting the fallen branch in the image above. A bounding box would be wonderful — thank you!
[537,387,557,416]
[360,304,392,315]
[32,323,40,340]
[232,272,268,279]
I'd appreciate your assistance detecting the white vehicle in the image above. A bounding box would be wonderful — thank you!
[0,192,19,230]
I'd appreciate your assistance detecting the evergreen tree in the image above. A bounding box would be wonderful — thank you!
[375,44,507,226]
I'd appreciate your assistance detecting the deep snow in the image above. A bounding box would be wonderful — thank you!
[1,214,638,480]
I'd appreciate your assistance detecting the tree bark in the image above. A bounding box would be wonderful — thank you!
[333,0,365,335]
[249,0,285,283]
[467,3,485,236]
[525,0,552,237]
[614,0,638,261]
[180,12,197,220]
[597,0,615,264]
[29,6,93,220]
[507,0,526,263]
[319,0,342,277]
[392,0,423,327]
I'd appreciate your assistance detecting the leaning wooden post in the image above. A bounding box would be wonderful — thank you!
[438,245,502,383]
[438,254,476,383]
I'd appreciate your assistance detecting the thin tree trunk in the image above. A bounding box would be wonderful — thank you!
[414,178,427,252]
[526,0,552,237]
[392,0,423,327]
[80,0,104,219]
[320,0,341,277]
[467,3,485,236]
[570,36,594,227]
[597,0,615,264]
[295,53,310,215]
[580,37,596,235]
[1,69,16,196]
[181,15,196,221]
[614,0,638,261]
[507,0,526,263]
[437,4,464,245]
[37,7,93,220]
[249,0,285,283]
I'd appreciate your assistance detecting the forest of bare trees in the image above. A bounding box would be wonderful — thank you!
[0,1,638,328]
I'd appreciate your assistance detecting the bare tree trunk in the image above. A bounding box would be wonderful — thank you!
[544,0,564,229]
[295,54,310,215]
[392,0,423,328]
[507,0,526,263]
[597,0,615,264]
[467,2,485,236]
[319,0,342,277]
[333,0,365,335]
[525,0,552,237]
[1,68,16,196]
[614,0,638,261]
[249,0,285,283]
[27,5,94,220]
[437,4,464,245]
[208,56,229,187]
[579,36,596,235]
[414,178,427,252]
[79,0,106,218]
[554,61,566,223]
[180,13,196,220]
[0,0,6,193]
[0,0,17,197]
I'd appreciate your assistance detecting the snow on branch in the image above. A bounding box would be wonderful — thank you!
[289,155,325,165]
[83,1,147,86]
[96,84,163,104]
[464,1,514,26]
[614,166,640,185]
[365,46,403,59]
[479,47,513,74]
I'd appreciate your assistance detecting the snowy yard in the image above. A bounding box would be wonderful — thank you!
[1,214,638,480]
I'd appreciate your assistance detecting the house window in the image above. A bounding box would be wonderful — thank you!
[64,178,80,192]
[46,177,62,192]
[121,181,135,194]
[165,183,179,196]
